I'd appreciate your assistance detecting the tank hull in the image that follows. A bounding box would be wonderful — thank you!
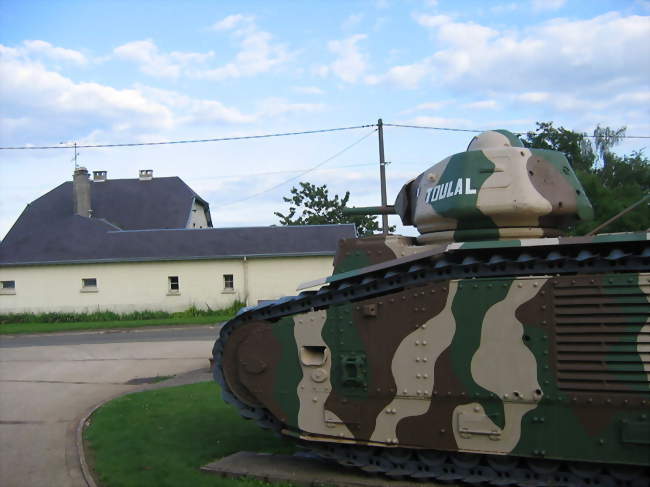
[213,233,650,484]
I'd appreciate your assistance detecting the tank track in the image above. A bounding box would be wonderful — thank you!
[213,238,650,487]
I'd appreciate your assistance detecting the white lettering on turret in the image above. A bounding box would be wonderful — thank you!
[465,178,477,194]
[431,185,441,202]
[453,179,463,196]
[425,178,477,203]
[438,181,454,200]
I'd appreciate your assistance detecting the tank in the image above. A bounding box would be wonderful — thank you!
[213,130,649,486]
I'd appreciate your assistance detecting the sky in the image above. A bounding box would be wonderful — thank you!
[1,0,649,240]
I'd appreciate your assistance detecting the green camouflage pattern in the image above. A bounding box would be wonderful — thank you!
[216,130,649,476]
[221,270,650,466]
[394,130,593,244]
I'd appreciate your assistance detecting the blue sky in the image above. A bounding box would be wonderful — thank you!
[1,0,648,239]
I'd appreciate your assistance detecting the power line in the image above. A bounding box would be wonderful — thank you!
[187,162,378,182]
[385,122,650,139]
[384,123,485,134]
[0,124,375,150]
[219,128,377,207]
[1,121,648,152]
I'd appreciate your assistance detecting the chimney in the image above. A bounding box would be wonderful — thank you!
[93,170,107,182]
[73,167,92,217]
[139,169,153,181]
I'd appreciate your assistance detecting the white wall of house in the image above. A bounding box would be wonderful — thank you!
[0,255,333,314]
[186,200,209,229]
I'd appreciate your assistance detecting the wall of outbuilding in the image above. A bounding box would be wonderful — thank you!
[0,255,333,314]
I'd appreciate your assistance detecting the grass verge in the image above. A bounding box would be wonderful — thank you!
[83,381,296,487]
[0,315,232,335]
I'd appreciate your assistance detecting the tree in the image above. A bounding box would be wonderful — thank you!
[275,182,393,236]
[524,121,595,172]
[592,124,626,168]
[523,122,649,234]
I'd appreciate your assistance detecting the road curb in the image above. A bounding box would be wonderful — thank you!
[75,367,213,487]
[1,323,221,339]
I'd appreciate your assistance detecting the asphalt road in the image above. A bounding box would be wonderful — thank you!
[0,325,220,487]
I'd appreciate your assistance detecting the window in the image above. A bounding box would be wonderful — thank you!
[1,280,16,295]
[168,276,180,294]
[223,274,234,291]
[81,278,98,293]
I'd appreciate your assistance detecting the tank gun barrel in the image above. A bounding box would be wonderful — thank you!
[343,205,396,216]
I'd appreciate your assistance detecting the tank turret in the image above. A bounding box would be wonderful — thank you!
[394,129,593,243]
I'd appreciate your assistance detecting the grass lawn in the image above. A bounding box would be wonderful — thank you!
[84,381,297,487]
[0,314,232,335]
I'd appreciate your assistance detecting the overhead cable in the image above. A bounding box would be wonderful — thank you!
[219,128,377,207]
[1,121,648,151]
[0,124,376,150]
[384,122,650,139]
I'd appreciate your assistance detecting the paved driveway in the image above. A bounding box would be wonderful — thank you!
[0,326,219,487]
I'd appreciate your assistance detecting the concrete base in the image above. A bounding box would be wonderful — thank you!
[202,451,450,487]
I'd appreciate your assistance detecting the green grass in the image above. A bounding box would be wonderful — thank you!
[0,302,245,335]
[84,381,297,487]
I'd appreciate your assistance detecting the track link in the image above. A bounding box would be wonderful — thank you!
[212,238,650,486]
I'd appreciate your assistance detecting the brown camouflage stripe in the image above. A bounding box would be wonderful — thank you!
[322,282,450,441]
[222,320,288,420]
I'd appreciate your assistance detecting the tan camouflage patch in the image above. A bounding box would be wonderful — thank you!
[294,310,354,439]
[369,281,459,444]
[476,148,553,229]
[453,402,536,453]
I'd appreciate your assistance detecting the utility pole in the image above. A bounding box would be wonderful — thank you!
[377,118,388,235]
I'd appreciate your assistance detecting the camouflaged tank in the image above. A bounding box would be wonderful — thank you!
[213,130,649,486]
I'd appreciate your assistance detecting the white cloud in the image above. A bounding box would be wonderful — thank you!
[342,13,364,30]
[211,14,254,31]
[198,15,292,80]
[321,34,368,83]
[409,115,474,128]
[0,40,87,65]
[515,92,551,103]
[136,85,256,125]
[257,97,326,117]
[113,16,291,81]
[512,89,650,116]
[531,0,566,12]
[413,14,452,28]
[292,86,325,95]
[462,100,499,110]
[0,56,173,133]
[113,39,213,78]
[366,60,431,88]
[401,11,650,99]
[23,40,88,65]
[490,3,520,14]
[0,54,275,146]
[403,101,451,113]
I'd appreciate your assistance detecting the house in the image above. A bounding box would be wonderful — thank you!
[0,168,356,313]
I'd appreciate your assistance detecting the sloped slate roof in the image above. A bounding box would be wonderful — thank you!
[11,177,209,231]
[0,222,357,266]
[0,175,356,266]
